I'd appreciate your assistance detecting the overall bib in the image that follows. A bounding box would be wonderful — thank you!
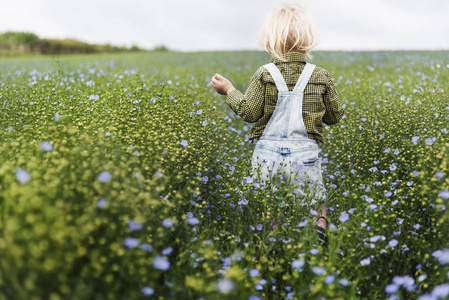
[251,63,326,206]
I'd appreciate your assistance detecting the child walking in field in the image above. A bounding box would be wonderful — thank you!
[211,3,344,244]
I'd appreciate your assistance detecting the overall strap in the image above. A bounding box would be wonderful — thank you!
[262,63,289,92]
[293,63,316,93]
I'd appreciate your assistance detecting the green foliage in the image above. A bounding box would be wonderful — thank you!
[0,32,145,55]
[0,51,448,300]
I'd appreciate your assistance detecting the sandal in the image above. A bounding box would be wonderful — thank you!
[316,216,328,248]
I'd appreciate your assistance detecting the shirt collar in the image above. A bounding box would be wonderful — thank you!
[270,52,307,63]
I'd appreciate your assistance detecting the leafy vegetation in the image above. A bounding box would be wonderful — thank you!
[0,50,448,299]
[0,31,145,55]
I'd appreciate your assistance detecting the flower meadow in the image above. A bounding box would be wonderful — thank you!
[0,50,448,300]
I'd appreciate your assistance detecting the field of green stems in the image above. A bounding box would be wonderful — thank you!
[0,50,448,300]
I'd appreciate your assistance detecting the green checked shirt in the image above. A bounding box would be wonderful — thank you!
[227,52,344,143]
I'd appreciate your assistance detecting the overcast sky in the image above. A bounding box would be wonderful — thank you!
[1,0,448,52]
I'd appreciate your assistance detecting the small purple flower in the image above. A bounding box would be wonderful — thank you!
[325,275,335,284]
[97,198,108,208]
[291,259,305,270]
[339,211,349,223]
[40,141,53,152]
[162,219,174,228]
[128,220,143,231]
[162,247,173,255]
[249,269,260,277]
[411,136,420,145]
[425,137,436,146]
[180,140,188,148]
[187,217,200,225]
[339,279,349,286]
[312,266,325,275]
[432,249,449,264]
[124,237,140,249]
[385,191,392,197]
[202,120,208,126]
[439,191,449,200]
[140,243,153,252]
[310,249,320,255]
[142,287,154,296]
[196,109,203,115]
[153,256,170,271]
[54,112,60,121]
[256,223,263,231]
[98,171,112,183]
[15,168,30,184]
[385,284,399,294]
[218,279,233,293]
[360,258,371,265]
[436,172,445,179]
[389,239,398,248]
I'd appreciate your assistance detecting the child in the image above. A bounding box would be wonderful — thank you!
[210,3,344,244]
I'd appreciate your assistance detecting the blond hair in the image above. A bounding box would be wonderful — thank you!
[259,3,318,61]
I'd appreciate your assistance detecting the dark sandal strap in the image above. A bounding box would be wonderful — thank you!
[316,216,329,227]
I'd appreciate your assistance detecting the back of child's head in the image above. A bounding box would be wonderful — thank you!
[259,3,318,61]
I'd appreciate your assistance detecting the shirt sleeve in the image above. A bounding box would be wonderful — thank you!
[226,67,265,123]
[322,71,344,125]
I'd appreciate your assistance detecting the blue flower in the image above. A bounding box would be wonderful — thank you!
[411,136,420,145]
[141,287,154,296]
[339,279,349,286]
[153,256,170,271]
[162,219,174,228]
[180,140,188,148]
[431,284,449,299]
[425,137,436,146]
[124,238,140,249]
[389,239,398,248]
[339,211,349,223]
[436,172,445,179]
[291,259,305,271]
[196,109,203,115]
[15,168,30,184]
[187,217,200,225]
[325,275,335,284]
[140,243,153,252]
[162,247,173,255]
[256,223,263,231]
[432,249,449,264]
[312,266,325,275]
[360,258,371,265]
[216,279,234,294]
[98,171,112,183]
[439,191,449,200]
[310,249,320,255]
[97,198,108,208]
[249,269,260,277]
[128,220,143,231]
[385,284,399,294]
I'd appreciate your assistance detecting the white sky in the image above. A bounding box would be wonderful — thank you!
[1,0,448,51]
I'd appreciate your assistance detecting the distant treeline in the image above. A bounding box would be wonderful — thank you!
[0,31,161,55]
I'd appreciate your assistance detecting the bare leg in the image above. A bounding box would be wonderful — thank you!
[313,202,327,230]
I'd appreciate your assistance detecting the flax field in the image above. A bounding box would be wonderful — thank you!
[0,50,448,300]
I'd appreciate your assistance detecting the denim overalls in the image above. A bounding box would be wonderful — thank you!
[251,63,326,206]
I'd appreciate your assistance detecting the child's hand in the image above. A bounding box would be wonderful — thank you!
[210,74,236,95]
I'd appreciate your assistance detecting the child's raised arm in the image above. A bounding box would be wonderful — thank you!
[211,68,265,123]
[210,74,236,95]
